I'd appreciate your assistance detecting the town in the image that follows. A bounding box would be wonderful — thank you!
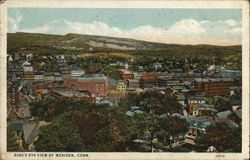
[7,34,242,152]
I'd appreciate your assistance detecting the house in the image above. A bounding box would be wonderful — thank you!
[152,62,162,70]
[191,104,217,117]
[23,61,33,72]
[7,107,21,121]
[188,96,205,104]
[99,99,113,106]
[125,106,143,117]
[216,108,242,127]
[55,54,66,63]
[184,116,211,145]
[165,87,174,96]
[216,110,232,118]
[116,80,127,92]
[229,87,241,96]
[34,72,44,80]
[17,104,31,119]
[7,121,27,149]
[228,108,242,126]
[138,66,144,72]
[8,54,13,62]
[71,67,85,77]
[174,93,185,106]
[22,121,50,151]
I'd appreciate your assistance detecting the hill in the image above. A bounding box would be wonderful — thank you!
[7,32,241,57]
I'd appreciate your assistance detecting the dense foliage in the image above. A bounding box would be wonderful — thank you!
[30,91,187,152]
[195,123,241,152]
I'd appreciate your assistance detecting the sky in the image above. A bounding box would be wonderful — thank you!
[8,8,242,45]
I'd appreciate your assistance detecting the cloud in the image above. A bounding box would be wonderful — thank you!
[223,19,238,27]
[8,15,241,45]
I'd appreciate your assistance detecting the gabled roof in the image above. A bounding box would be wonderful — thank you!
[7,107,21,120]
[99,99,113,106]
[130,106,141,110]
[217,110,232,118]
[125,111,135,117]
[234,108,242,119]
[23,123,40,145]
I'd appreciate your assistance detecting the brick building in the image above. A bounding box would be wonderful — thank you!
[140,74,157,88]
[128,79,140,88]
[193,78,241,96]
[63,74,108,97]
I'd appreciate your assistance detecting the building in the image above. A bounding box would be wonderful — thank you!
[107,78,117,91]
[55,54,66,63]
[32,81,65,99]
[188,96,205,104]
[63,74,108,97]
[7,74,20,106]
[51,89,96,104]
[116,80,127,92]
[22,121,50,151]
[118,69,134,80]
[214,69,241,78]
[23,63,33,72]
[152,62,162,70]
[44,72,54,81]
[193,78,240,96]
[191,104,217,117]
[140,74,157,88]
[128,79,140,88]
[71,67,85,77]
[34,72,44,80]
[23,72,35,81]
[171,73,204,82]
[184,117,211,145]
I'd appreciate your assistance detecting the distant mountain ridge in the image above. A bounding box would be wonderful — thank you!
[7,32,241,56]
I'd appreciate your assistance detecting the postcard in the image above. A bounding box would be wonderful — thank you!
[0,0,249,160]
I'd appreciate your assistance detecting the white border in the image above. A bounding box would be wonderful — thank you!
[0,1,249,160]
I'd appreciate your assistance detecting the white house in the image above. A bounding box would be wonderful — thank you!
[71,67,85,77]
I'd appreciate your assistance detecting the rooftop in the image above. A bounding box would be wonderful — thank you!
[66,74,107,80]
[53,90,90,98]
[194,78,234,83]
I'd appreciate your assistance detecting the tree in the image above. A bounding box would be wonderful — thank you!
[64,111,125,152]
[156,116,187,144]
[214,96,231,112]
[195,123,241,152]
[34,119,86,152]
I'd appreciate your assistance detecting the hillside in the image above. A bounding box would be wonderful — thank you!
[7,32,242,57]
